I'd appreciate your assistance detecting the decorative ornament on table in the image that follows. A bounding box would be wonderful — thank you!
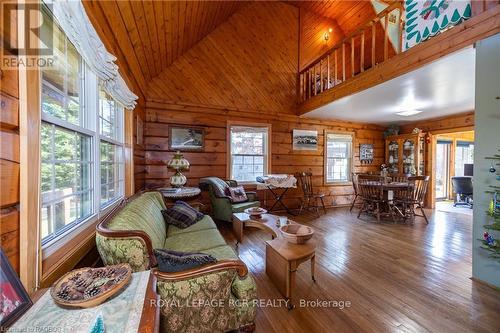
[166,151,190,188]
[412,127,421,134]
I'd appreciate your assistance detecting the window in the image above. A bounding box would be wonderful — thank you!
[229,125,270,182]
[325,132,353,183]
[99,89,124,206]
[455,141,474,176]
[40,10,124,246]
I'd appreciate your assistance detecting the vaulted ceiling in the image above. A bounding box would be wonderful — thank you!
[84,0,247,94]
[290,0,379,35]
[83,1,382,99]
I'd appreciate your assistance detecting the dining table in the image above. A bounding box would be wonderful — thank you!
[361,181,414,221]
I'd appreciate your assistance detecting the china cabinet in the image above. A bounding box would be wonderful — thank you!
[385,133,426,175]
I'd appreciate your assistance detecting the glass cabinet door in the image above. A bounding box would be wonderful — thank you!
[402,139,416,174]
[388,140,399,173]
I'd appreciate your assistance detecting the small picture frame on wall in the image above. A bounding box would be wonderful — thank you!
[359,144,374,164]
[136,116,143,146]
[0,250,32,330]
[292,129,318,151]
[169,126,205,151]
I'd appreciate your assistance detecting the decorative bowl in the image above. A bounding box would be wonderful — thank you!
[50,263,132,308]
[279,224,314,244]
[244,207,267,219]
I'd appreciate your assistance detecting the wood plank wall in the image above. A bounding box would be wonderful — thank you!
[145,102,385,209]
[1,46,20,272]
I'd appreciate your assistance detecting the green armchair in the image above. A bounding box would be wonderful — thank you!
[199,177,261,222]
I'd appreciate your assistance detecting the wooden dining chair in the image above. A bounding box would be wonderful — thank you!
[391,179,416,223]
[408,176,430,224]
[349,172,361,212]
[357,175,385,222]
[389,173,409,183]
[295,171,327,217]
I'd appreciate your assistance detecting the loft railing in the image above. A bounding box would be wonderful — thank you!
[298,0,499,104]
[298,1,404,103]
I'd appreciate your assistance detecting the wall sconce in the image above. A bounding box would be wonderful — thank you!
[324,28,333,42]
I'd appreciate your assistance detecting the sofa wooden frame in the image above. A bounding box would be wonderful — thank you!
[95,193,250,281]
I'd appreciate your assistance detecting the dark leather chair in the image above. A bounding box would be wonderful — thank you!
[451,176,473,208]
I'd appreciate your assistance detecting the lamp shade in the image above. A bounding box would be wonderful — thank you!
[167,151,190,170]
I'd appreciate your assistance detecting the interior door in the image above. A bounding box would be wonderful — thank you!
[436,141,452,199]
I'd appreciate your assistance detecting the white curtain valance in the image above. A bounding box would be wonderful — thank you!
[51,0,138,109]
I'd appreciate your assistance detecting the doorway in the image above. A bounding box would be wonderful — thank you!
[435,140,452,200]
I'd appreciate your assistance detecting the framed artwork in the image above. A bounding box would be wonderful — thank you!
[0,250,32,329]
[292,129,318,151]
[169,126,205,151]
[136,116,143,146]
[360,144,374,164]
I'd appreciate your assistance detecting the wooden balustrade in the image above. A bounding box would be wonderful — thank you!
[298,0,499,104]
[298,2,404,103]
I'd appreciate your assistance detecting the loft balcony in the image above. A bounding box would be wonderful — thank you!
[297,0,500,115]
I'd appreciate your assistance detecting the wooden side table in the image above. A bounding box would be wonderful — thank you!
[159,187,201,201]
[265,238,316,310]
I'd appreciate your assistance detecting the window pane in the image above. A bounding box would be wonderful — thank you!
[99,89,119,140]
[230,126,268,182]
[326,134,352,182]
[100,141,123,206]
[41,12,82,126]
[40,123,92,243]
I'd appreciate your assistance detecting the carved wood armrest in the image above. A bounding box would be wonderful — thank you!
[152,260,248,282]
[96,224,156,268]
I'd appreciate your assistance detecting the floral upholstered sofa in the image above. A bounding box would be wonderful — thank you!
[95,191,257,333]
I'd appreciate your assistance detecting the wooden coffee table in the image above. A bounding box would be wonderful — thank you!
[232,212,316,309]
[232,213,284,244]
[266,238,316,310]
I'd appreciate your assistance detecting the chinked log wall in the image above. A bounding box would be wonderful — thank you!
[144,102,385,210]
[1,48,20,271]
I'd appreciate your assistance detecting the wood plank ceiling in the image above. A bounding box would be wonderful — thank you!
[291,0,380,35]
[83,1,382,98]
[83,0,246,95]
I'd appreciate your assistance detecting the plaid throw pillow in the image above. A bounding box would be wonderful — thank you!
[226,185,248,203]
[161,201,204,229]
[154,249,216,273]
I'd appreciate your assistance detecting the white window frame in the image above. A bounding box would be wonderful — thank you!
[324,131,354,184]
[40,17,125,251]
[227,122,271,184]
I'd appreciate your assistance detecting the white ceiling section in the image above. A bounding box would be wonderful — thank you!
[303,47,475,125]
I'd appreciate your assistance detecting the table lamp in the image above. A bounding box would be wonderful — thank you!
[166,151,190,187]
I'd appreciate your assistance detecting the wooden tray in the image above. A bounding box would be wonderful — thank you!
[50,264,132,308]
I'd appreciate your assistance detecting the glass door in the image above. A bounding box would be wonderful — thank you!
[387,140,399,173]
[436,141,452,199]
[402,138,416,174]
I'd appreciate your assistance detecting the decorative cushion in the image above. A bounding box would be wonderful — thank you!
[154,249,216,273]
[161,201,203,229]
[225,186,248,203]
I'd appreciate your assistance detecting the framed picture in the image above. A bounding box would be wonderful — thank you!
[169,126,205,151]
[0,250,32,329]
[293,129,318,151]
[359,144,374,164]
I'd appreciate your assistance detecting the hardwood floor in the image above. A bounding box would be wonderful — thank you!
[218,207,500,333]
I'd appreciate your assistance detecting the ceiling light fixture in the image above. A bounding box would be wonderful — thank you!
[324,28,333,42]
[396,110,423,116]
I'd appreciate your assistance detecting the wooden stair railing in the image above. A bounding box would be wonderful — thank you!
[298,1,404,103]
